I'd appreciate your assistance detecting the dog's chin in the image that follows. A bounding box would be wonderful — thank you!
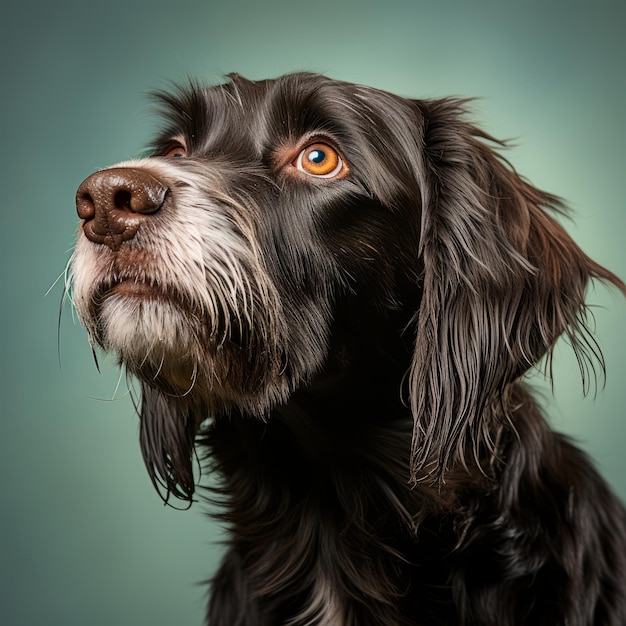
[98,291,199,388]
[94,288,295,413]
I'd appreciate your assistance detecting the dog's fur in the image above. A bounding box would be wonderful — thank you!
[70,73,626,625]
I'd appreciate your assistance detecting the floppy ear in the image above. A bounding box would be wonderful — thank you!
[408,98,625,483]
[139,383,198,504]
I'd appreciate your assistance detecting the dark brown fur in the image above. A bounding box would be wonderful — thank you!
[71,73,626,624]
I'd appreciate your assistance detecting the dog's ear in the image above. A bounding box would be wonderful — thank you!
[139,383,198,504]
[407,98,625,483]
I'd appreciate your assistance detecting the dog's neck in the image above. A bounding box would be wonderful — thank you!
[272,293,416,461]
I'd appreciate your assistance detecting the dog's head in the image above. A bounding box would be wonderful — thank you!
[71,72,623,501]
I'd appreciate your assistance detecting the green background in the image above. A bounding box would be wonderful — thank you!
[1,1,624,624]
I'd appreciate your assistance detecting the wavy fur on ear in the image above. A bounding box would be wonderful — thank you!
[409,98,625,483]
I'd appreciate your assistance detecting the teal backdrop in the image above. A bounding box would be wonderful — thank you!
[1,1,624,624]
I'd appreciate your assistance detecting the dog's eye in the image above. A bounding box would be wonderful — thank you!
[162,144,187,158]
[295,143,345,178]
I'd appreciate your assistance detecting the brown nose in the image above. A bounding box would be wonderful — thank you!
[76,167,167,250]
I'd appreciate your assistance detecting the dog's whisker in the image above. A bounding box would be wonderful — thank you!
[46,265,70,299]
[110,366,128,401]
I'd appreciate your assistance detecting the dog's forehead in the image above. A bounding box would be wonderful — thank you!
[215,72,372,114]
[153,73,411,153]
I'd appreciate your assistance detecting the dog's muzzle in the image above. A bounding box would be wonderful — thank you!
[76,167,167,250]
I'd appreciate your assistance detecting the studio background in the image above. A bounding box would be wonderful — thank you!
[1,1,624,624]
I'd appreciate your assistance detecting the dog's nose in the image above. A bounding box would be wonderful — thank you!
[76,167,167,250]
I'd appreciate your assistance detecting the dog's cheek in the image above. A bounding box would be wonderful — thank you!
[316,193,416,304]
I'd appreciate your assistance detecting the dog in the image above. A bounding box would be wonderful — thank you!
[70,72,626,625]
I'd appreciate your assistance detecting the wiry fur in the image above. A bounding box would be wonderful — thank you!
[70,73,626,624]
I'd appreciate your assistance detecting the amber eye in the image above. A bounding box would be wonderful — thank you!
[162,143,187,158]
[295,142,345,178]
